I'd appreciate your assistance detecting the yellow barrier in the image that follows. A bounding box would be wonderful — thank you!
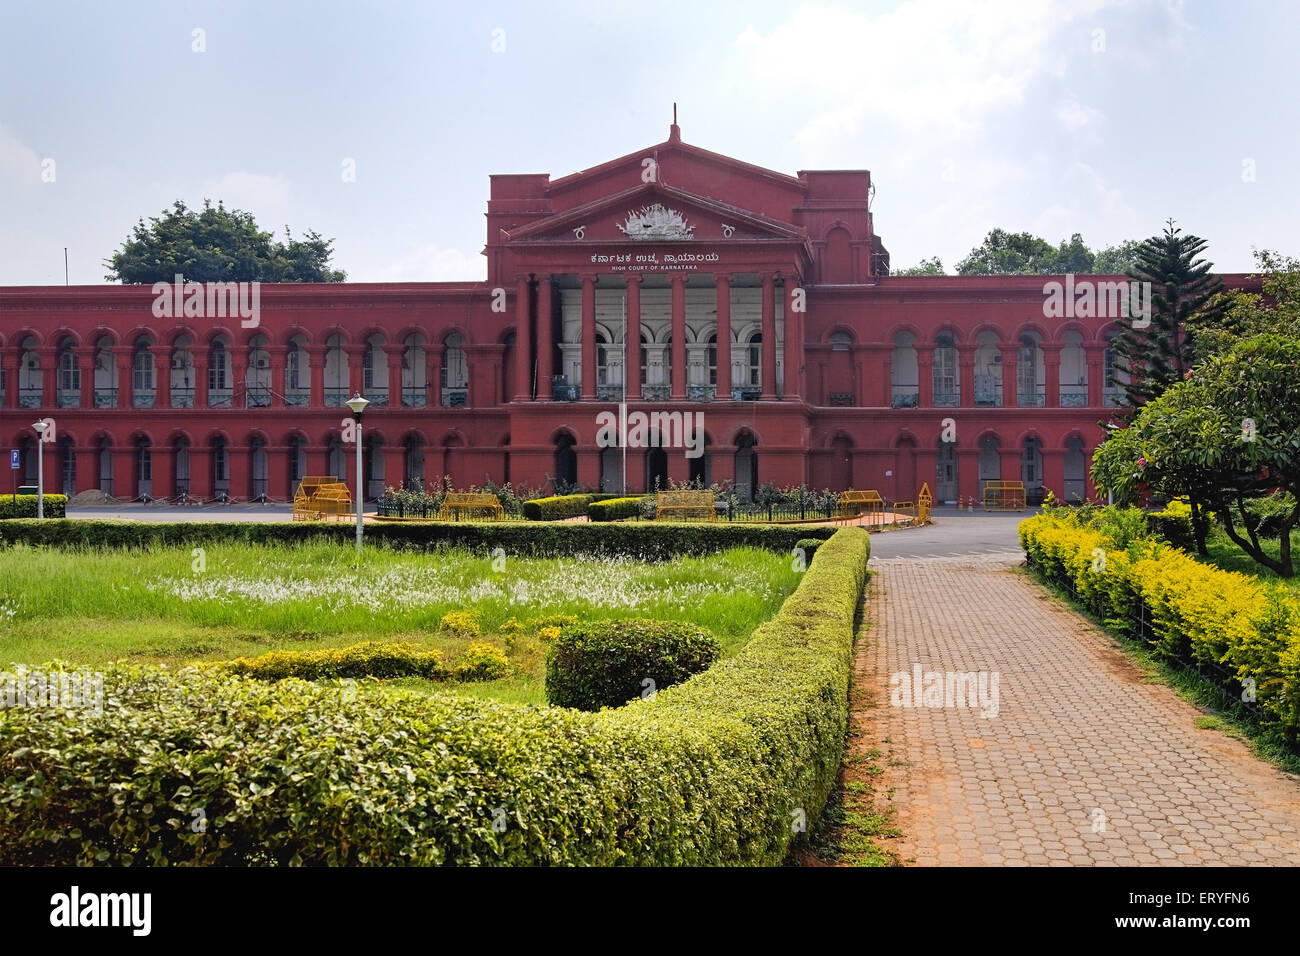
[435,492,506,522]
[982,480,1026,511]
[293,476,352,521]
[655,490,717,521]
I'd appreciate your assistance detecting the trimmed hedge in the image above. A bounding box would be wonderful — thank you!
[1146,500,1194,551]
[522,494,604,520]
[0,495,67,519]
[0,519,835,559]
[794,538,824,561]
[545,619,720,710]
[588,497,645,522]
[1020,514,1300,737]
[0,526,870,865]
[216,641,449,681]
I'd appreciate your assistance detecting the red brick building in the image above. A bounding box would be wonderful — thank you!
[0,124,1258,505]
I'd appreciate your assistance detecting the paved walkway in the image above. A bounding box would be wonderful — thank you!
[859,552,1300,866]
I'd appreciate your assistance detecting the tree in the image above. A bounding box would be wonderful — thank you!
[105,199,346,283]
[893,256,945,276]
[1106,220,1227,411]
[1093,239,1144,274]
[1053,233,1095,273]
[1193,249,1300,361]
[1092,335,1300,575]
[955,229,1060,275]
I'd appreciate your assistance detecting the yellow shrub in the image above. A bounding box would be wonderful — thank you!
[440,609,481,637]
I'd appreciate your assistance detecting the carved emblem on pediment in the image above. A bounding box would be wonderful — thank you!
[616,203,695,240]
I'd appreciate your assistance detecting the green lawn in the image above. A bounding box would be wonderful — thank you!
[1199,528,1300,594]
[0,542,798,705]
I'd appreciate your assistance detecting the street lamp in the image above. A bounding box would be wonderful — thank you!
[30,421,46,519]
[345,393,370,550]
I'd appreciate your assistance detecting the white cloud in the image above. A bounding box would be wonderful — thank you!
[368,243,484,282]
[1055,97,1105,138]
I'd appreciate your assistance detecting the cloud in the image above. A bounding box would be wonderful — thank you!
[1055,97,1105,139]
[0,124,45,188]
[368,243,484,282]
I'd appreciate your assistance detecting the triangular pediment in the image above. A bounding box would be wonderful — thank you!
[503,182,806,245]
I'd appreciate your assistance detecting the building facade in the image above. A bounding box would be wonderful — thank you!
[0,124,1258,505]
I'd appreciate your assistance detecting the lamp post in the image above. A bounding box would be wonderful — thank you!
[345,394,370,551]
[30,420,46,519]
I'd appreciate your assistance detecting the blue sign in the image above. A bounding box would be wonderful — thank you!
[8,450,18,470]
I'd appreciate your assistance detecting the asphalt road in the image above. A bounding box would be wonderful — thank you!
[867,507,1028,560]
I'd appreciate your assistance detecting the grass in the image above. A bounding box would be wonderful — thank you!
[0,542,800,706]
[1199,527,1300,594]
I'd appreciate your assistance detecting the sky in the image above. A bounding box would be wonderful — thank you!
[2,0,1296,285]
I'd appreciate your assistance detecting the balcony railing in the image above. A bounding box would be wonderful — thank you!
[171,388,195,409]
[1017,389,1046,407]
[364,389,388,407]
[285,389,310,407]
[209,388,234,409]
[551,380,579,402]
[95,389,117,408]
[324,388,349,407]
[974,384,1002,407]
[828,392,855,407]
[1059,389,1088,408]
[133,390,156,409]
[891,387,919,408]
[246,387,272,408]
[641,384,670,402]
[1104,389,1126,407]
[933,390,959,407]
[596,385,623,402]
[687,384,715,402]
[19,388,41,409]
[730,386,761,401]
[57,389,80,408]
[441,388,468,407]
[402,389,428,407]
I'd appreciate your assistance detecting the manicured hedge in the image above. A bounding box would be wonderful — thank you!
[216,641,450,681]
[588,497,645,522]
[545,619,720,710]
[0,519,835,559]
[1020,514,1300,737]
[522,494,605,520]
[0,526,870,865]
[1145,500,1194,551]
[0,494,66,519]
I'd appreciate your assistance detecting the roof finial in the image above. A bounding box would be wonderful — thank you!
[669,103,681,144]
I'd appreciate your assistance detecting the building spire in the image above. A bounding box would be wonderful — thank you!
[669,102,680,143]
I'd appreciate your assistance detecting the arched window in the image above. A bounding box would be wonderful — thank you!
[59,435,76,496]
[1059,330,1087,406]
[974,332,1002,406]
[174,437,191,499]
[251,436,269,501]
[286,335,310,406]
[170,336,195,408]
[18,336,41,408]
[1016,332,1044,407]
[596,332,610,387]
[441,334,468,407]
[135,437,153,501]
[208,338,233,407]
[829,331,852,351]
[933,332,958,407]
[93,336,117,408]
[212,437,230,499]
[890,331,918,407]
[401,334,427,407]
[97,437,113,496]
[57,340,80,407]
[246,335,271,407]
[363,334,387,405]
[746,332,762,388]
[323,334,348,406]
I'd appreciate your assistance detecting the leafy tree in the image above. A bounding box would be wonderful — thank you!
[1093,239,1144,274]
[1106,220,1227,411]
[956,229,1059,275]
[1193,249,1300,361]
[893,256,945,276]
[105,199,346,283]
[1092,335,1300,574]
[1053,232,1095,273]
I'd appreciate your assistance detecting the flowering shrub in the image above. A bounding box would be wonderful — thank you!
[217,641,448,681]
[454,642,510,681]
[440,609,481,636]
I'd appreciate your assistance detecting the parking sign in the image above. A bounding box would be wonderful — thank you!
[8,449,18,470]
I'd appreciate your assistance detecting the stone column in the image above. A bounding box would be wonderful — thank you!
[1086,346,1104,408]
[385,346,403,407]
[760,274,777,400]
[1043,345,1061,408]
[1001,346,1018,408]
[150,345,171,409]
[38,347,55,408]
[624,274,641,401]
[308,350,325,408]
[514,274,532,401]
[670,275,687,400]
[714,274,732,399]
[917,348,934,408]
[959,350,976,408]
[536,275,554,400]
[268,346,287,408]
[78,353,93,409]
[580,274,597,400]
[783,278,802,400]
